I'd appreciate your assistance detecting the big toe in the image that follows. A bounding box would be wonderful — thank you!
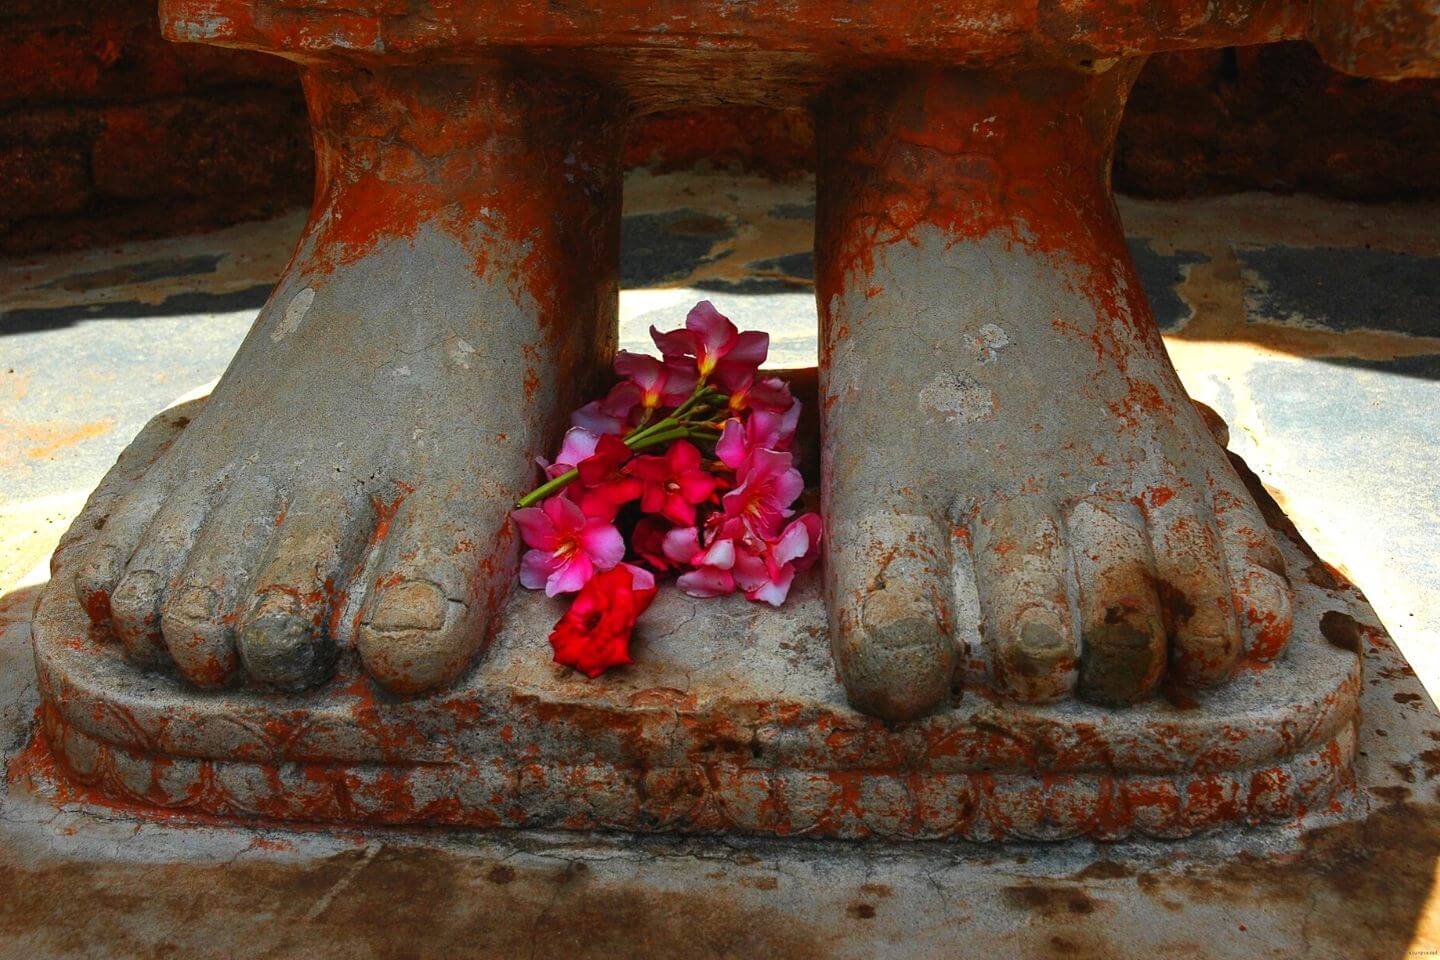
[825,511,956,721]
[357,489,503,695]
[1067,498,1168,707]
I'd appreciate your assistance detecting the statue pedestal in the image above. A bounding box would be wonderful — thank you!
[31,404,1360,842]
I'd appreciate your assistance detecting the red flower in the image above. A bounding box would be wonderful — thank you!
[625,440,720,526]
[549,565,657,678]
[631,516,677,573]
[573,433,642,520]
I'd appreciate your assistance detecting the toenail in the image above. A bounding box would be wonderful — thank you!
[240,593,334,690]
[168,585,220,624]
[1078,618,1164,707]
[368,580,448,632]
[859,588,937,645]
[1016,615,1071,672]
[78,546,123,592]
[113,570,162,609]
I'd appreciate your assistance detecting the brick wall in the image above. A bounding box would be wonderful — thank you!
[2,0,1437,257]
[1117,42,1440,199]
[0,0,311,256]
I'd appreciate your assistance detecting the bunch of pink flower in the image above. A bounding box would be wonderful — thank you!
[511,301,821,677]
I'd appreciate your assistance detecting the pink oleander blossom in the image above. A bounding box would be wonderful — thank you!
[571,381,642,435]
[720,446,804,538]
[715,404,800,470]
[726,375,793,417]
[662,526,738,597]
[651,301,768,389]
[513,495,625,597]
[541,426,601,479]
[614,351,697,412]
[733,513,822,606]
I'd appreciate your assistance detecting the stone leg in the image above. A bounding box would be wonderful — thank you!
[815,64,1294,720]
[69,62,622,693]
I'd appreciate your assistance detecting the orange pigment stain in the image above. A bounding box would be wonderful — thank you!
[1147,485,1176,508]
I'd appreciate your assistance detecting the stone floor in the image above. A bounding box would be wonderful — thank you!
[2,174,1440,957]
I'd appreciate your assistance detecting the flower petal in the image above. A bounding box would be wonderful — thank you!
[555,426,600,469]
[661,526,701,564]
[747,565,795,607]
[615,351,663,392]
[519,549,558,590]
[773,517,812,566]
[650,325,698,365]
[677,566,737,598]
[599,381,643,418]
[578,520,626,570]
[678,469,717,503]
[686,300,737,352]
[667,439,702,471]
[792,512,824,571]
[512,508,558,551]
[660,496,698,527]
[714,330,770,389]
[697,537,736,570]
[547,552,594,597]
[621,562,657,595]
[543,494,588,536]
[715,418,749,470]
[771,464,805,511]
[571,400,626,435]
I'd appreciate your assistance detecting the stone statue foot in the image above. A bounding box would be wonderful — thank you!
[815,64,1293,721]
[69,64,622,694]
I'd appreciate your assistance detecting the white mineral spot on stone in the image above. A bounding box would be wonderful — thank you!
[920,373,994,424]
[271,287,315,342]
[949,541,985,674]
[446,337,477,369]
[972,323,1011,363]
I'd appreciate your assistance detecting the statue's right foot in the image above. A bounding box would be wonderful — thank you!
[815,65,1293,721]
[72,63,622,694]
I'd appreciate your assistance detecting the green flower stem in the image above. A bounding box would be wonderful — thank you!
[515,377,732,509]
[515,419,713,508]
[516,469,579,509]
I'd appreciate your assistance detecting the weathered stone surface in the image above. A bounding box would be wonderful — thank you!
[30,401,1360,840]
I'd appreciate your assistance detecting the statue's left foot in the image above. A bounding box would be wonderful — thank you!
[815,64,1293,720]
